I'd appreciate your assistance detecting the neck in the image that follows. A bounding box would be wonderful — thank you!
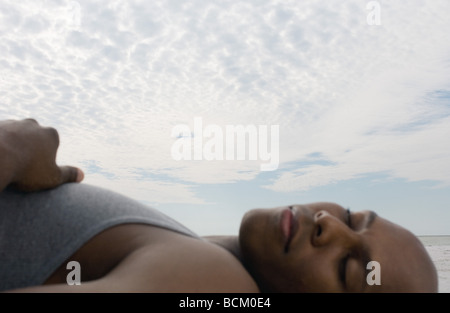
[203,235,243,263]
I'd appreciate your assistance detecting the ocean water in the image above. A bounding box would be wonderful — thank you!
[418,236,450,293]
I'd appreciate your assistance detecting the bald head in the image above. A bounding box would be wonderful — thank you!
[366,218,438,293]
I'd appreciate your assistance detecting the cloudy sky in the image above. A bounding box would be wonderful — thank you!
[1,0,449,236]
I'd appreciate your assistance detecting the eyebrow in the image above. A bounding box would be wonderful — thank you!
[366,211,377,228]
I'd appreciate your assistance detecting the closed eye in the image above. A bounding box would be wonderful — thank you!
[339,254,350,288]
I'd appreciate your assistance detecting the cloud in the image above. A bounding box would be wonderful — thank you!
[1,0,449,203]
[83,172,207,205]
[265,115,450,192]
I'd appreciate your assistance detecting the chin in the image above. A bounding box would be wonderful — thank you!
[239,208,275,245]
[239,210,267,263]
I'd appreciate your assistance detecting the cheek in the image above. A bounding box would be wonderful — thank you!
[295,261,343,293]
[279,250,338,292]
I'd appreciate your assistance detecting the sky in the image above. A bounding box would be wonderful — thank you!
[0,0,449,236]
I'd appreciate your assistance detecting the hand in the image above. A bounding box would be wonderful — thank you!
[0,118,84,192]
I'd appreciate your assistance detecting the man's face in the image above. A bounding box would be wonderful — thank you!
[239,202,438,293]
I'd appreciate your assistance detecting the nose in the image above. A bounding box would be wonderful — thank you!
[312,210,359,248]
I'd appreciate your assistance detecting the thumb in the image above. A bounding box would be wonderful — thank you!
[59,166,84,184]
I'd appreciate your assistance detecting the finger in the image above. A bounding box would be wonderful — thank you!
[59,166,84,184]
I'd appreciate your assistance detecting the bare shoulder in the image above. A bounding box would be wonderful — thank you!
[7,227,259,293]
[105,233,260,292]
[14,232,260,293]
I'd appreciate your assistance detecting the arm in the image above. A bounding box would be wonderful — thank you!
[0,118,84,192]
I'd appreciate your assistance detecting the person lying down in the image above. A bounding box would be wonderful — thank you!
[0,119,438,293]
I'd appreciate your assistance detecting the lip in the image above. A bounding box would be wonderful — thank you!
[280,207,298,253]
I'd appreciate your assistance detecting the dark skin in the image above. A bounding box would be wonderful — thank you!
[1,119,438,293]
[0,119,258,293]
[238,204,439,292]
[0,118,84,192]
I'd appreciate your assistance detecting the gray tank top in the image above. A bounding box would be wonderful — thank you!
[0,183,199,291]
